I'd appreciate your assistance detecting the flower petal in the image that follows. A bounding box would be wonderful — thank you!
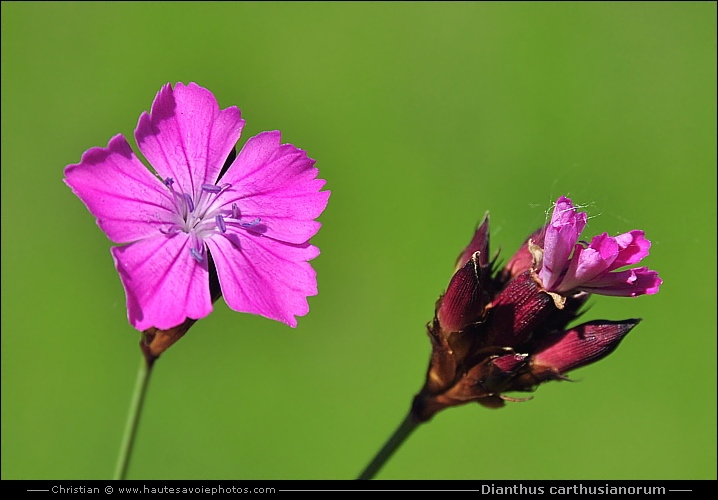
[539,196,587,291]
[558,234,618,292]
[135,82,245,197]
[64,134,173,243]
[112,234,212,331]
[217,131,330,244]
[206,230,320,327]
[609,230,651,270]
[580,267,662,296]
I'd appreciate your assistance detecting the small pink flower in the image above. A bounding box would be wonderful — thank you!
[538,196,661,297]
[64,83,330,331]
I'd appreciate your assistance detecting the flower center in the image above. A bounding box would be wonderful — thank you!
[161,178,261,263]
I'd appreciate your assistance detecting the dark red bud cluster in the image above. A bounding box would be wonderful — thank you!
[412,215,640,422]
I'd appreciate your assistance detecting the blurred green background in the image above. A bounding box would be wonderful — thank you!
[1,2,715,480]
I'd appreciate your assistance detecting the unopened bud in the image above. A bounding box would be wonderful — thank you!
[437,252,489,333]
[486,271,555,347]
[527,319,640,384]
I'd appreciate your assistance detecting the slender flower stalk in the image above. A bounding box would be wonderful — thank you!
[358,196,661,479]
[357,413,418,480]
[114,358,154,480]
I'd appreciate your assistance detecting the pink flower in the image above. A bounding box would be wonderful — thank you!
[64,82,330,331]
[538,196,661,297]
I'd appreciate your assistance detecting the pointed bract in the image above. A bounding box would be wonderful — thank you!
[455,213,491,273]
[500,226,546,283]
[486,271,554,347]
[437,252,488,333]
[529,319,639,378]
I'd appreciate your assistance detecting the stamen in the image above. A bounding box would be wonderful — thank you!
[231,203,240,219]
[201,183,222,193]
[183,193,195,212]
[202,183,231,195]
[159,226,181,235]
[215,215,227,233]
[240,217,261,227]
[190,247,204,263]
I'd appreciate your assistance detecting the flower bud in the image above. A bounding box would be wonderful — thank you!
[437,251,489,333]
[454,214,491,273]
[480,352,530,395]
[499,226,546,283]
[485,271,554,347]
[528,319,640,380]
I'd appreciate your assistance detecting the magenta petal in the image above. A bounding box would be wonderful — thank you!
[558,235,618,292]
[112,234,213,331]
[64,134,173,243]
[135,82,245,197]
[217,131,330,244]
[581,267,662,296]
[539,196,587,291]
[609,230,651,269]
[206,231,320,327]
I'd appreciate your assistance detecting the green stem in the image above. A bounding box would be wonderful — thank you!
[114,357,154,480]
[357,411,420,480]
